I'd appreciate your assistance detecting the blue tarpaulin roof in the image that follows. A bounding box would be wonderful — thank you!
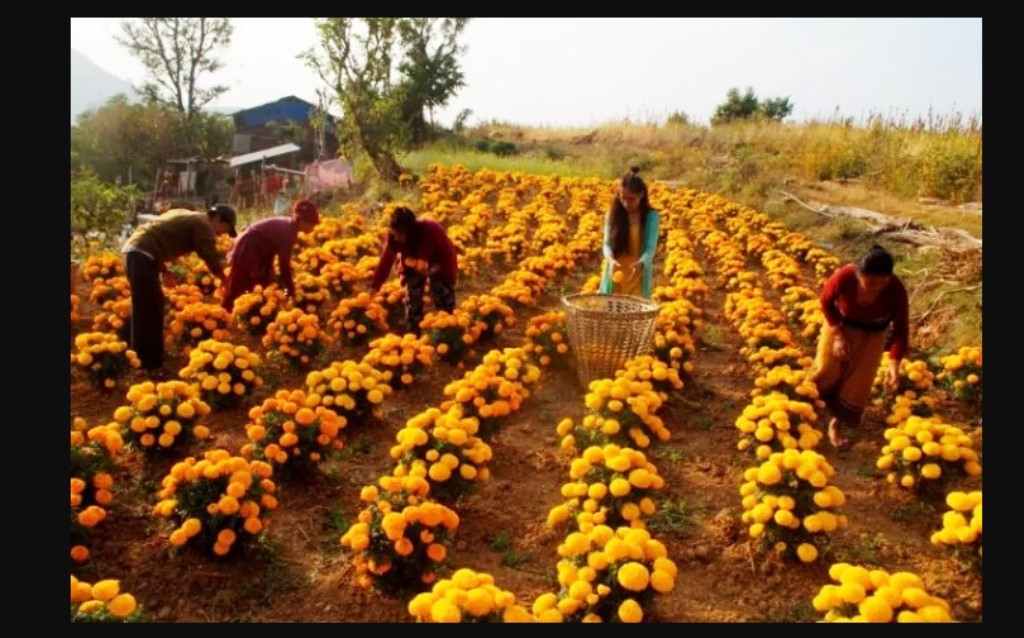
[232,96,334,130]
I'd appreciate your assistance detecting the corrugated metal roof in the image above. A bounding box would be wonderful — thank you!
[229,143,301,168]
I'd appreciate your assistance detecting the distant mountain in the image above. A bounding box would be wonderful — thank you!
[71,49,135,124]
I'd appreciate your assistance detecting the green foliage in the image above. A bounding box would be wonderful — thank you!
[712,87,793,125]
[70,167,142,249]
[647,499,697,535]
[71,97,233,191]
[304,18,471,181]
[666,110,690,126]
[452,108,473,134]
[918,139,981,203]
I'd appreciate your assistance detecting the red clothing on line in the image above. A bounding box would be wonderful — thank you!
[819,263,909,360]
[370,219,458,291]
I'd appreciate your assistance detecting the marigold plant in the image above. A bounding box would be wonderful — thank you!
[167,254,219,296]
[81,252,125,284]
[524,311,570,367]
[262,307,334,368]
[328,292,390,345]
[616,355,683,401]
[549,525,678,623]
[440,365,528,438]
[71,420,123,559]
[165,302,232,353]
[935,346,982,404]
[91,298,132,336]
[293,271,332,315]
[362,333,435,389]
[340,475,459,596]
[153,449,277,556]
[407,568,536,622]
[812,564,955,622]
[547,444,664,533]
[389,406,492,504]
[71,332,141,389]
[374,280,407,328]
[422,309,482,364]
[70,576,143,622]
[876,416,981,493]
[305,360,392,424]
[930,490,981,568]
[114,380,212,452]
[89,275,131,308]
[242,389,346,475]
[230,284,289,336]
[739,449,849,563]
[567,377,669,450]
[734,393,823,459]
[459,294,515,341]
[178,339,263,409]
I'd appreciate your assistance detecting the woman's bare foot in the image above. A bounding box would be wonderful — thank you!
[828,417,851,450]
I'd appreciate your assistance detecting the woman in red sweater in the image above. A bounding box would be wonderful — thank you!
[370,207,458,336]
[811,244,909,450]
[221,200,320,312]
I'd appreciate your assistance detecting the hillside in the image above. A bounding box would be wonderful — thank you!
[71,49,135,124]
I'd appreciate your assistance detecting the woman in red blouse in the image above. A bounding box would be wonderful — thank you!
[811,244,909,450]
[370,207,458,336]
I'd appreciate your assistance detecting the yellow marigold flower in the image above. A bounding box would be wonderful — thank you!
[617,598,643,623]
[78,600,105,615]
[90,579,120,602]
[96,591,135,618]
[796,543,818,563]
[70,545,90,562]
[616,562,650,592]
[650,569,674,593]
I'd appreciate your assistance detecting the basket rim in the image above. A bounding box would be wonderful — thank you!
[561,292,659,315]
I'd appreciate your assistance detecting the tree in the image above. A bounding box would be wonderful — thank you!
[303,18,470,181]
[711,87,793,125]
[396,18,469,141]
[71,166,143,250]
[759,97,794,122]
[117,18,233,119]
[71,96,182,189]
[71,97,233,191]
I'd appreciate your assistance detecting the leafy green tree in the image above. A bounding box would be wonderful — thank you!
[71,97,232,190]
[397,18,469,142]
[71,166,143,247]
[117,18,233,119]
[712,87,793,125]
[759,97,794,122]
[303,18,470,181]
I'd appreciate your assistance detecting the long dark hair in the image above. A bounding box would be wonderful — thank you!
[608,167,652,256]
[857,244,895,275]
[389,206,421,253]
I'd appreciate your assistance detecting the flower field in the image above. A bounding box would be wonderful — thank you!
[70,165,981,622]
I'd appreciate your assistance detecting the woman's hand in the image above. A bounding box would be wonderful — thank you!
[832,331,848,361]
[884,358,901,395]
[162,271,179,288]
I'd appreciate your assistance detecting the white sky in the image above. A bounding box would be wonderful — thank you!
[70,17,982,127]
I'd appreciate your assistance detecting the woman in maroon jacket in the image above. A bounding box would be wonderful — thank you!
[221,200,320,312]
[811,244,910,450]
[370,207,458,336]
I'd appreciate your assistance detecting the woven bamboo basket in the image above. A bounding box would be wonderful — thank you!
[562,293,659,389]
